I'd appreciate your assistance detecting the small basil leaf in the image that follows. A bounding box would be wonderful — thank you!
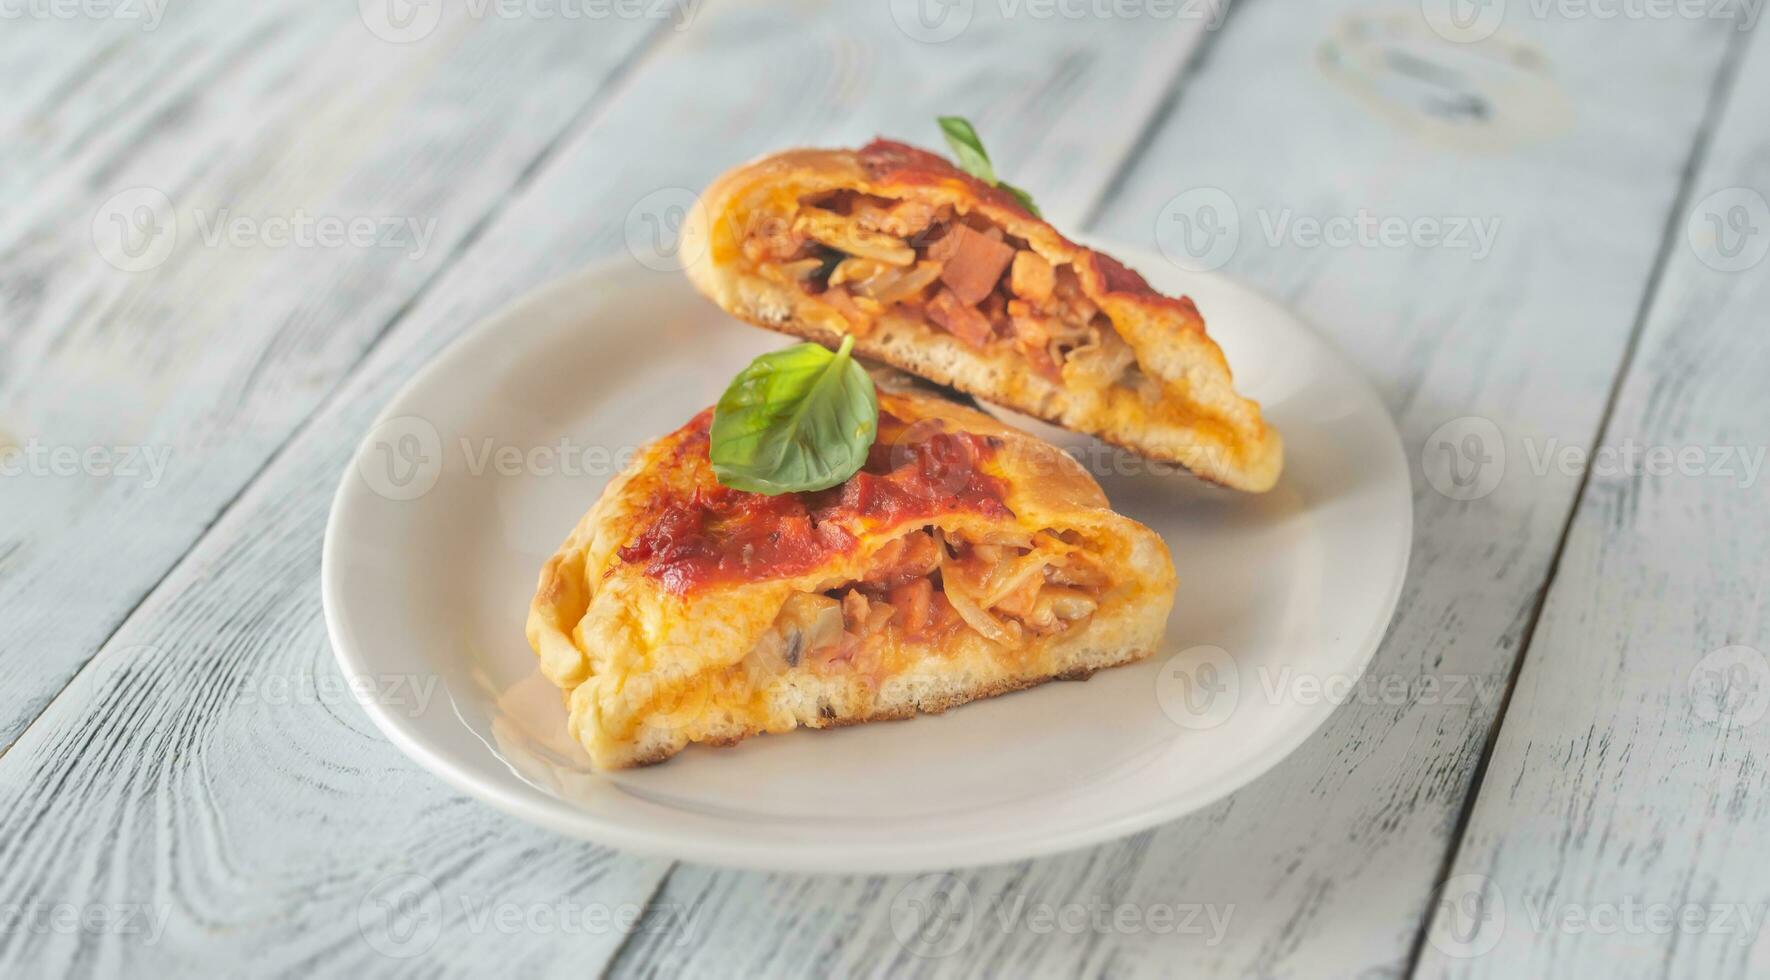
[936,116,1042,217]
[710,335,878,495]
[938,116,999,185]
[1001,181,1043,218]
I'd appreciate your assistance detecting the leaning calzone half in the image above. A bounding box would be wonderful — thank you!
[681,139,1283,492]
[527,386,1176,768]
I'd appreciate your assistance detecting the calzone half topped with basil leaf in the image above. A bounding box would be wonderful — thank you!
[527,376,1175,769]
[680,121,1283,492]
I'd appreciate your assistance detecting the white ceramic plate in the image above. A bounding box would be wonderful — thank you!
[322,243,1411,874]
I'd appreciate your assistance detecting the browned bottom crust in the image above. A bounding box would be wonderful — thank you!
[617,645,1152,768]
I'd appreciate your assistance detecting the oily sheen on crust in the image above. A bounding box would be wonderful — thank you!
[680,140,1283,492]
[526,387,1176,769]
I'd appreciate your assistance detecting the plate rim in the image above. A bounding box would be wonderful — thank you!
[321,245,1412,873]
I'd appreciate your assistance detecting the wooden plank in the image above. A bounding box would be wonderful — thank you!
[0,2,1220,974]
[606,6,1748,978]
[0,1,669,746]
[0,2,307,209]
[1416,22,1770,980]
[0,0,338,373]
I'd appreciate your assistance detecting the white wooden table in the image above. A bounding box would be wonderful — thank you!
[2,1,1766,976]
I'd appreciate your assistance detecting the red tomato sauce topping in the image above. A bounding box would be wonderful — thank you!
[857,138,1036,219]
[617,410,1011,593]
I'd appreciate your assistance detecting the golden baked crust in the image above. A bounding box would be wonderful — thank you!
[526,385,1176,768]
[680,140,1283,492]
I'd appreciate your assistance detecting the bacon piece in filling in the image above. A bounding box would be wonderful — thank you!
[929,224,1016,305]
[928,288,996,349]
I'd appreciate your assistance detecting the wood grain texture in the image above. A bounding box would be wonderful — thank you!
[605,4,1749,978]
[0,1,668,747]
[0,1,320,226]
[0,1,1222,974]
[0,1,341,383]
[1416,21,1770,980]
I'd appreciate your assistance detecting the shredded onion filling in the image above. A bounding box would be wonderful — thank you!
[739,526,1106,684]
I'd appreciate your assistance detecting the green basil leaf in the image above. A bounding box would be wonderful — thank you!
[709,335,878,495]
[1001,181,1042,218]
[938,116,999,184]
[936,116,1042,217]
